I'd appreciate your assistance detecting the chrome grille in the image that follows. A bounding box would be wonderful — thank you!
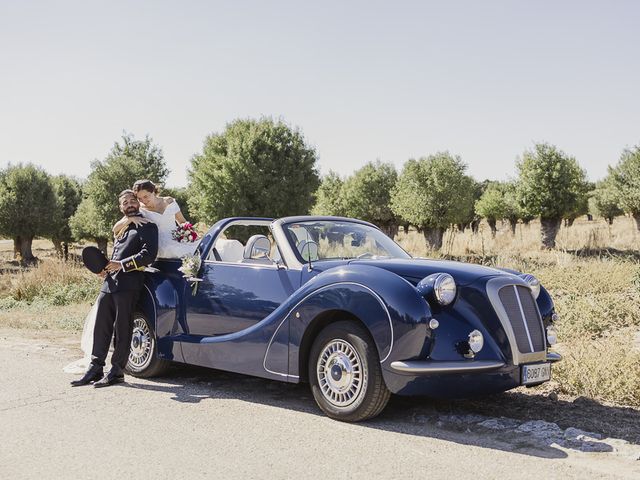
[497,285,545,353]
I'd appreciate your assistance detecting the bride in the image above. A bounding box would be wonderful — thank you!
[64,179,198,373]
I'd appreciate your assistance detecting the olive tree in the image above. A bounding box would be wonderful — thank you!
[611,146,640,231]
[591,173,623,225]
[70,133,169,252]
[563,181,592,227]
[50,175,82,259]
[312,171,346,217]
[0,164,56,263]
[500,181,527,235]
[188,118,320,223]
[457,179,486,233]
[516,143,588,249]
[474,182,507,237]
[391,153,475,250]
[340,161,399,237]
[69,199,112,253]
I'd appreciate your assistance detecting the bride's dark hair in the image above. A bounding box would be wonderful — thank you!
[132,179,158,194]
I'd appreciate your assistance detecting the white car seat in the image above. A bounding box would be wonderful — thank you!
[242,235,272,264]
[215,238,245,262]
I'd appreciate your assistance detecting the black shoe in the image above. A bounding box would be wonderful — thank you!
[70,366,104,387]
[94,371,125,388]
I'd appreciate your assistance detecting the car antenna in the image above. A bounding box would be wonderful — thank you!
[305,228,313,272]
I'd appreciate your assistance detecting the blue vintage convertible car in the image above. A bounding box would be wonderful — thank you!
[127,216,560,422]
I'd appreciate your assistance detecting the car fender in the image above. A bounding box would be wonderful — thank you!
[269,264,433,380]
[141,268,185,361]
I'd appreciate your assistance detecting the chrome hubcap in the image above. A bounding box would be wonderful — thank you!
[317,339,363,407]
[129,317,152,368]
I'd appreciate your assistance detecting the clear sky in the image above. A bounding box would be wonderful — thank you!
[1,0,638,187]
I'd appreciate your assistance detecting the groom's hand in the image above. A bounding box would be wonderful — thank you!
[105,260,123,273]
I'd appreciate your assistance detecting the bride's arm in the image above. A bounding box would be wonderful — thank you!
[166,197,188,224]
[112,214,149,236]
[112,216,130,235]
[175,210,188,224]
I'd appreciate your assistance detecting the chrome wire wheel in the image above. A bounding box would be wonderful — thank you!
[316,339,364,407]
[129,316,153,370]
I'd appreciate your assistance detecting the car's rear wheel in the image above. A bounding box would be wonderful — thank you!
[309,320,391,422]
[126,311,170,378]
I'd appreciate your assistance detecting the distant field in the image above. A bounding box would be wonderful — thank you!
[1,216,639,406]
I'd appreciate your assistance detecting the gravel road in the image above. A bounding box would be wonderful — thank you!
[1,329,639,480]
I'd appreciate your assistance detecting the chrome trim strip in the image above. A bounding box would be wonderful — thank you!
[546,352,562,363]
[485,277,547,366]
[203,260,280,269]
[389,360,506,374]
[513,285,535,353]
[143,284,157,328]
[262,315,292,378]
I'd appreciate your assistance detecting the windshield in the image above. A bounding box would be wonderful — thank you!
[283,220,411,261]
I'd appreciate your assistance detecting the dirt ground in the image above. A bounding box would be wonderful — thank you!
[1,328,639,480]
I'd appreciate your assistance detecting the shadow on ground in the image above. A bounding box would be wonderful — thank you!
[128,364,640,459]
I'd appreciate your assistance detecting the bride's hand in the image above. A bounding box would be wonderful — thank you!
[129,217,149,227]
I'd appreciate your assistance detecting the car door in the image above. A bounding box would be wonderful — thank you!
[184,260,299,336]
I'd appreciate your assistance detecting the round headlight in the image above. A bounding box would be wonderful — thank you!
[434,273,457,305]
[521,274,541,299]
[546,325,558,346]
[468,329,484,353]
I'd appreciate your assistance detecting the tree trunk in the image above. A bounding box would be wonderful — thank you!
[63,242,69,261]
[567,217,576,227]
[634,213,640,232]
[423,227,444,250]
[18,236,36,264]
[587,213,593,221]
[96,238,108,255]
[13,236,21,259]
[471,219,480,234]
[403,223,410,234]
[540,217,562,249]
[381,224,398,239]
[607,216,614,226]
[487,218,497,238]
[52,238,63,258]
[508,218,517,235]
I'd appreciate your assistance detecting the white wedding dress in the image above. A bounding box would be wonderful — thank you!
[63,201,198,373]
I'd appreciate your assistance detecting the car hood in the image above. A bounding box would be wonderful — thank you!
[349,258,514,286]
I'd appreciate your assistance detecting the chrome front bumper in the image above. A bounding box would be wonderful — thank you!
[389,352,562,374]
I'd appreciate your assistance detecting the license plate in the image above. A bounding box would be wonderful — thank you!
[522,363,551,385]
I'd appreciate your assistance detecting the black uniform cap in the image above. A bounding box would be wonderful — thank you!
[82,246,109,274]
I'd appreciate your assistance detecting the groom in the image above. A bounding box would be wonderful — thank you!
[72,190,158,388]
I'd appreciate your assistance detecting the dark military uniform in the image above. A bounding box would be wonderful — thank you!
[91,217,158,374]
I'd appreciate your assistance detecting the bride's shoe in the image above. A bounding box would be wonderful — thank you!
[70,366,104,387]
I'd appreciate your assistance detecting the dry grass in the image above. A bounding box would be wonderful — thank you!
[0,242,100,330]
[1,217,639,405]
[0,258,100,308]
[0,302,91,331]
[396,215,639,259]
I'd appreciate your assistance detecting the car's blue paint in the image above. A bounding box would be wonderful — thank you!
[141,216,557,398]
[351,258,511,286]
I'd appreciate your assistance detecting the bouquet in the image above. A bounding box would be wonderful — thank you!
[178,254,202,295]
[172,222,199,243]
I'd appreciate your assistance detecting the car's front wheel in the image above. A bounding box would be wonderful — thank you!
[309,320,391,422]
[126,311,170,378]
